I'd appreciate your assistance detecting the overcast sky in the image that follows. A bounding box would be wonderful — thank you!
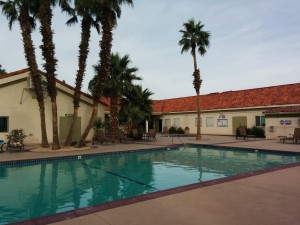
[1,0,300,99]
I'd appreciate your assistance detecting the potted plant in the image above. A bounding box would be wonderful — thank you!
[184,126,190,134]
[6,129,27,150]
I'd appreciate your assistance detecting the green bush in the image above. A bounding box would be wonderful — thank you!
[168,126,177,134]
[248,126,265,138]
[92,117,106,130]
[168,126,185,134]
[237,126,265,138]
[176,127,185,134]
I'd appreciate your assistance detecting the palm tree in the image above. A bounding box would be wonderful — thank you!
[88,53,140,140]
[0,64,7,75]
[64,0,101,146]
[0,0,49,147]
[179,18,210,140]
[120,84,153,134]
[105,52,141,140]
[76,0,133,148]
[120,105,144,136]
[37,0,72,150]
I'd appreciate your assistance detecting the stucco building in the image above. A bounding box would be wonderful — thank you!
[0,69,106,144]
[152,83,300,139]
[1,69,299,142]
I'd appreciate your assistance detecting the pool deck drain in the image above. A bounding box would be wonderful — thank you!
[1,135,299,225]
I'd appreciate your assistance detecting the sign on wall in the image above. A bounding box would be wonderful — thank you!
[279,120,292,125]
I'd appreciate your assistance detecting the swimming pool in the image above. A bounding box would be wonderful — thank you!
[0,145,299,224]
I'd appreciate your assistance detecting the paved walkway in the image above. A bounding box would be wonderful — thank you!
[1,135,300,225]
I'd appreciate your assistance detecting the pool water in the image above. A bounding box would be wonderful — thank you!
[0,146,299,224]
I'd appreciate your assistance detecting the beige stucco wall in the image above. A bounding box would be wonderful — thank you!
[265,117,300,139]
[0,71,105,144]
[161,109,267,135]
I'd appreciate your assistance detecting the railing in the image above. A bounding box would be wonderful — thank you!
[171,134,185,145]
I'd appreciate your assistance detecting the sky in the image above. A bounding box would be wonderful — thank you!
[1,0,300,100]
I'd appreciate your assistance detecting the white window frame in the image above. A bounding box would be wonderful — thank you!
[206,117,214,127]
[174,118,180,127]
[217,119,228,127]
[165,119,171,127]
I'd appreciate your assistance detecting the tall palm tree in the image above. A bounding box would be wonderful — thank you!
[64,0,101,146]
[37,0,72,150]
[0,0,49,147]
[179,18,210,140]
[77,0,133,148]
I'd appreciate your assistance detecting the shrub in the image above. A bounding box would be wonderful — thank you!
[248,126,265,138]
[92,117,106,130]
[7,129,27,142]
[176,127,185,134]
[168,126,177,134]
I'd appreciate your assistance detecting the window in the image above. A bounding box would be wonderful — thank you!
[206,117,214,127]
[217,119,228,127]
[174,118,180,127]
[195,118,202,127]
[0,117,9,132]
[255,116,265,127]
[165,119,171,127]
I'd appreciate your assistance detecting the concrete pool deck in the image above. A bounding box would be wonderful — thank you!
[1,135,299,225]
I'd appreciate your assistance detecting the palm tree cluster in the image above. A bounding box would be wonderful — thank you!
[89,52,153,141]
[0,0,154,149]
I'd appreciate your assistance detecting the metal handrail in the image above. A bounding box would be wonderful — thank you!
[171,134,185,145]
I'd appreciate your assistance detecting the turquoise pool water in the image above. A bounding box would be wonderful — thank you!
[0,146,299,224]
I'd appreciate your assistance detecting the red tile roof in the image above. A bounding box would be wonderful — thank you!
[0,68,107,106]
[263,106,300,114]
[153,83,300,113]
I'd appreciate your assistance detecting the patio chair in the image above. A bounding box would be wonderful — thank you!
[92,130,114,145]
[116,129,127,143]
[283,128,300,144]
[236,126,255,140]
[132,129,142,140]
[0,139,25,152]
[147,129,157,140]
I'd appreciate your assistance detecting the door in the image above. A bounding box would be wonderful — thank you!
[60,117,81,143]
[232,116,247,135]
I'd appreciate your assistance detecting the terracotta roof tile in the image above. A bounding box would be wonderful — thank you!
[153,83,300,113]
[263,106,300,114]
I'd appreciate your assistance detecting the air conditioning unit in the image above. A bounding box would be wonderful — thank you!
[27,76,34,89]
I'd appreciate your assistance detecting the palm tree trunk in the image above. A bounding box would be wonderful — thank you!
[109,89,119,141]
[76,102,98,147]
[192,47,201,140]
[65,16,91,146]
[38,101,50,147]
[76,12,113,147]
[65,107,78,146]
[19,6,49,147]
[38,0,60,149]
[196,93,201,140]
[51,96,60,150]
